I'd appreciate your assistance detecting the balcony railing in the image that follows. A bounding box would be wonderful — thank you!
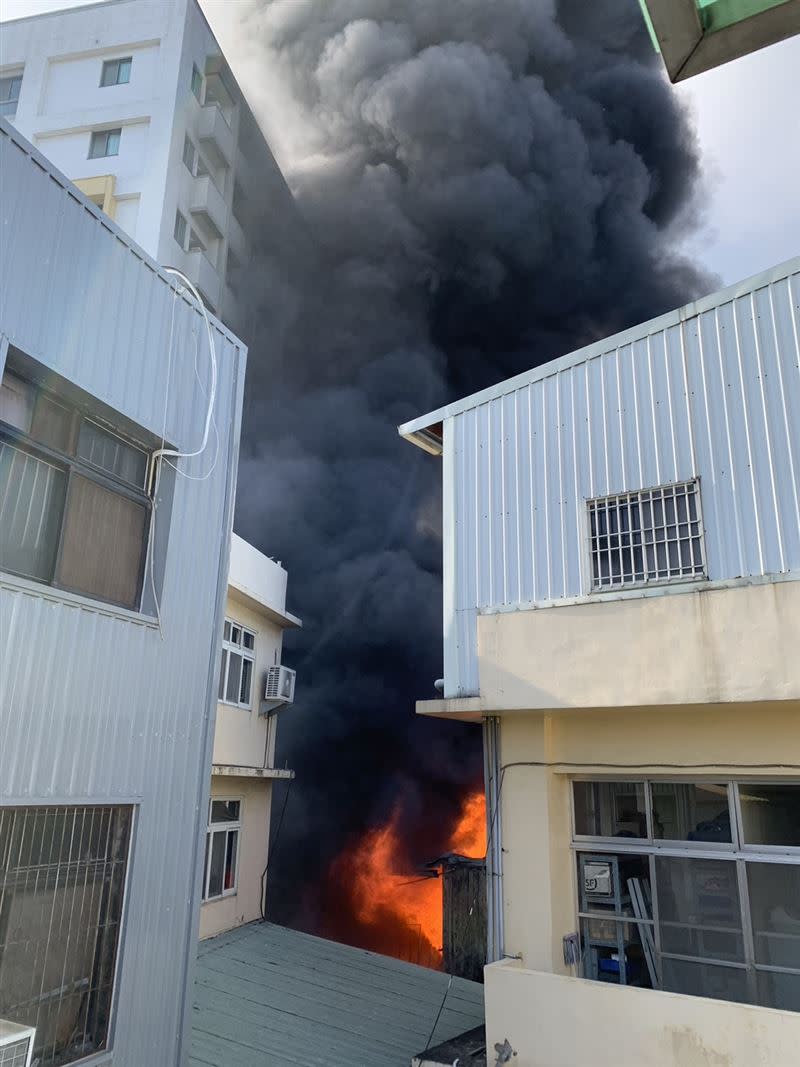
[190,174,227,239]
[197,103,235,169]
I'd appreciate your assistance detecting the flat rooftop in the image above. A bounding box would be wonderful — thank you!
[190,922,485,1067]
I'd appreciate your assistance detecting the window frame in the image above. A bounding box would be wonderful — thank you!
[88,127,122,159]
[570,777,800,1008]
[202,797,241,902]
[0,72,23,117]
[0,371,153,611]
[174,208,188,250]
[190,63,203,102]
[0,802,136,1065]
[586,478,707,594]
[100,56,132,87]
[218,618,257,709]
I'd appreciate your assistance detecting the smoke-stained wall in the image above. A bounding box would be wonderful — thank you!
[213,0,714,938]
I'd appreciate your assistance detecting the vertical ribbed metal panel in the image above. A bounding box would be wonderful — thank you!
[445,261,799,697]
[0,123,246,1065]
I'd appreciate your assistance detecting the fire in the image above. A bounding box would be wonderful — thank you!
[327,787,486,969]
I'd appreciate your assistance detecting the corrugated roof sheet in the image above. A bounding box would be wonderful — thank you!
[190,923,485,1067]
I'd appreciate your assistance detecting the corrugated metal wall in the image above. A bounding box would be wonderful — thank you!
[0,122,246,1064]
[443,261,799,696]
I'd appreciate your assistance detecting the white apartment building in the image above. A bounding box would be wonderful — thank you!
[199,533,301,941]
[0,0,296,331]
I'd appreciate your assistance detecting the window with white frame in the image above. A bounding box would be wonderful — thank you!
[572,779,800,1011]
[174,209,188,249]
[588,479,705,590]
[100,57,131,87]
[0,805,134,1066]
[202,799,240,901]
[88,128,121,159]
[182,134,196,173]
[0,72,23,117]
[218,619,256,707]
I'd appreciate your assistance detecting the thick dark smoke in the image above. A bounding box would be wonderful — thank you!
[222,0,714,939]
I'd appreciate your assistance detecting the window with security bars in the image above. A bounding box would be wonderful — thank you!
[0,805,133,1067]
[588,480,705,590]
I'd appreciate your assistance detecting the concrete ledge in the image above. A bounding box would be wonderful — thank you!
[484,960,800,1067]
[416,697,484,723]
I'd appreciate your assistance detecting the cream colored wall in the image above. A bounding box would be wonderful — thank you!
[484,962,800,1067]
[479,579,800,712]
[199,774,273,940]
[498,703,800,972]
[212,589,284,769]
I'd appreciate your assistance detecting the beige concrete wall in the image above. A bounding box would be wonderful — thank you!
[478,579,800,712]
[498,703,800,971]
[199,774,272,940]
[213,589,284,769]
[485,961,800,1067]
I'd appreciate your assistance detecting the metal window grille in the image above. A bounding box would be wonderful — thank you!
[588,479,705,590]
[0,1036,33,1067]
[0,805,133,1067]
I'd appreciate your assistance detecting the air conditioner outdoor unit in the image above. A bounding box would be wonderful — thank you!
[263,665,296,708]
[0,1019,35,1067]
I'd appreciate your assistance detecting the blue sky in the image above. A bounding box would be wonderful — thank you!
[2,0,798,285]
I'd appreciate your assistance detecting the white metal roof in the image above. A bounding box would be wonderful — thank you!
[398,256,800,454]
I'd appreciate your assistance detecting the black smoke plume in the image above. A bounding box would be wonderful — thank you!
[221,0,714,943]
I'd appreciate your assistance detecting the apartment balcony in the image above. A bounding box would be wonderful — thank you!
[185,248,220,312]
[197,103,235,169]
[190,174,227,239]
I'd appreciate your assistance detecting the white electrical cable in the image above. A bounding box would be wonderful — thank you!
[155,266,218,471]
[147,267,219,637]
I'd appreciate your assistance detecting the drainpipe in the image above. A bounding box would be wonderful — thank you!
[483,715,504,963]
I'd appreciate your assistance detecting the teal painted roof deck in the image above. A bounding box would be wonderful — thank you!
[190,923,486,1067]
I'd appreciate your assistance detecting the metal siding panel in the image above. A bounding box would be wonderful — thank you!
[559,369,581,596]
[601,349,625,494]
[489,398,505,605]
[476,403,492,608]
[516,385,534,603]
[756,283,800,570]
[502,391,519,605]
[530,380,550,600]
[0,124,246,1067]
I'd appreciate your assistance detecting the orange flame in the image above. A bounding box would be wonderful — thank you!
[332,788,486,968]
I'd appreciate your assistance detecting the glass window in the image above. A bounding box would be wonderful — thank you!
[0,73,22,117]
[77,420,147,487]
[182,134,196,173]
[651,783,732,843]
[740,784,800,847]
[191,63,203,101]
[0,367,152,611]
[210,800,240,823]
[0,371,34,430]
[747,862,800,969]
[756,970,800,1013]
[0,805,133,1067]
[0,442,66,582]
[100,57,132,86]
[573,781,647,838]
[203,800,240,901]
[218,620,256,707]
[656,856,744,962]
[57,474,147,609]
[661,958,750,1005]
[174,209,187,249]
[88,128,121,159]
